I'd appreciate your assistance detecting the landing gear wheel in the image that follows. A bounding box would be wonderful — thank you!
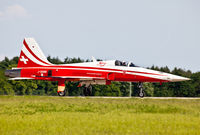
[138,82,145,98]
[139,88,145,98]
[83,87,88,96]
[87,85,92,96]
[58,90,66,96]
[83,85,92,96]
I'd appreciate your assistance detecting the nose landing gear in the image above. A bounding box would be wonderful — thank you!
[138,82,145,98]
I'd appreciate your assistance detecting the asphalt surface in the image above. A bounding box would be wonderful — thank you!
[2,95,199,99]
[60,96,200,99]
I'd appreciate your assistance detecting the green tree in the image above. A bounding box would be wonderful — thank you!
[119,82,130,97]
[191,72,200,97]
[25,80,38,95]
[143,82,154,96]
[15,81,27,95]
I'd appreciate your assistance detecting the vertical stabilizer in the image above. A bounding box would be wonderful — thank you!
[17,38,52,67]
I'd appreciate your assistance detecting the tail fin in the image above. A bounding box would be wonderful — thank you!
[17,38,52,67]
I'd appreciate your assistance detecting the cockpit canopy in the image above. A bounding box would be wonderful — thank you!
[115,60,136,67]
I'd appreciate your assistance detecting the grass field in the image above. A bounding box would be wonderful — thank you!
[0,96,200,135]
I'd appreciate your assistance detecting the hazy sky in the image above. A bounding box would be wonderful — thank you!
[0,0,199,72]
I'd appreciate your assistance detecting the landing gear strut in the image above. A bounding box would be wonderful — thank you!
[57,80,66,96]
[83,85,92,96]
[138,82,145,98]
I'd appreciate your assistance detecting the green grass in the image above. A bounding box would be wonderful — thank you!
[0,96,200,135]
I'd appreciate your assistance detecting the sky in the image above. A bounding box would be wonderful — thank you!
[0,0,200,72]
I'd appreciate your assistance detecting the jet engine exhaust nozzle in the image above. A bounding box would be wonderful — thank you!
[5,69,21,78]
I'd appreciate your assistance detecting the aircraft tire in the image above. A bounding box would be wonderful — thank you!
[83,87,88,96]
[139,89,144,98]
[87,85,92,96]
[58,90,66,96]
[83,85,92,96]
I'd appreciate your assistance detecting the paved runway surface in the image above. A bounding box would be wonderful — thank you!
[5,95,199,99]
[60,96,200,99]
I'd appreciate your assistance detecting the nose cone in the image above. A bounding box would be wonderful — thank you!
[169,74,191,82]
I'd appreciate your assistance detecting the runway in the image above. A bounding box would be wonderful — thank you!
[5,95,200,99]
[60,96,200,99]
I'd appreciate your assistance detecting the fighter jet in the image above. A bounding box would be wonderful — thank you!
[5,38,190,97]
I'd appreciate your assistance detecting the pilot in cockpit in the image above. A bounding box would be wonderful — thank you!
[115,60,136,67]
[128,62,136,67]
[122,61,127,66]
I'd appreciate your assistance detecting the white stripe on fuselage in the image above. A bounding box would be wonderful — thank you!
[19,66,169,81]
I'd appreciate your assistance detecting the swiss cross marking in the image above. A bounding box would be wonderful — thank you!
[20,56,28,64]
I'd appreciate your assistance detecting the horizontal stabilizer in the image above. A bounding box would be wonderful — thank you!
[9,77,33,80]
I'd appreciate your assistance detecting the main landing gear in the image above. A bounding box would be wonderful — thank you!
[138,82,145,98]
[83,85,92,96]
[57,90,66,96]
[57,80,66,96]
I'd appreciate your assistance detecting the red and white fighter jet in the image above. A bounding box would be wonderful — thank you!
[5,38,190,97]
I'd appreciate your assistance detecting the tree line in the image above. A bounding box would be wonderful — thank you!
[0,56,200,97]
